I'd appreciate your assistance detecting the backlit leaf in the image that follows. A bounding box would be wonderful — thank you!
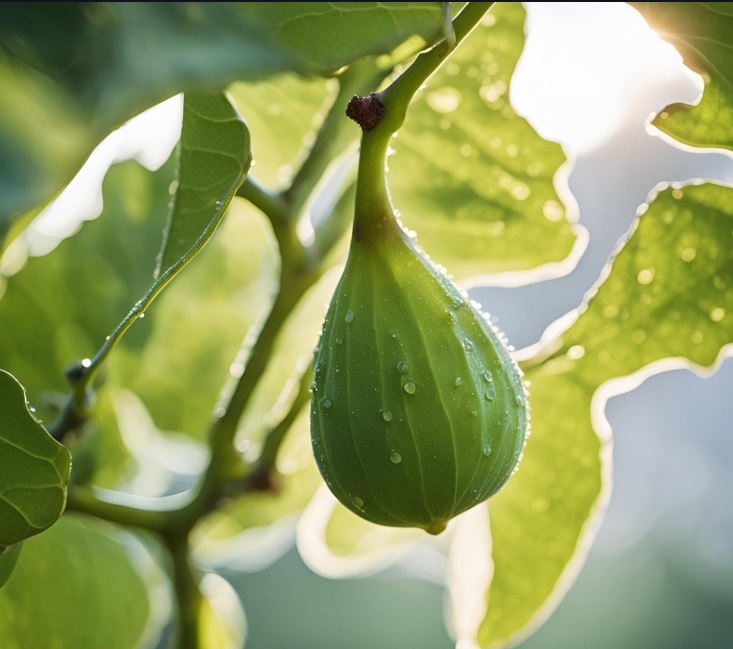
[630,2,733,151]
[475,181,733,647]
[391,2,580,283]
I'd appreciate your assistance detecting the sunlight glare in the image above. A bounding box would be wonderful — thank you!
[511,2,704,152]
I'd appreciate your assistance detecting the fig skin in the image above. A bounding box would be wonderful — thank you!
[310,220,528,535]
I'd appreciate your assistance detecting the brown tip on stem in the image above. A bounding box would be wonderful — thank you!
[346,93,385,131]
[247,465,282,494]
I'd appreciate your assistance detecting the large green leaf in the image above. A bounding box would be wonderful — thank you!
[0,370,70,546]
[475,181,733,647]
[156,93,250,277]
[0,2,445,246]
[390,2,580,282]
[0,514,168,649]
[630,2,733,150]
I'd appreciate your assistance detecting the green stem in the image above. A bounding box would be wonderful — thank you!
[167,535,204,649]
[378,2,493,133]
[352,2,493,243]
[284,59,392,222]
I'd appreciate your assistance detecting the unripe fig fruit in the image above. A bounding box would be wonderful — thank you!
[310,201,528,535]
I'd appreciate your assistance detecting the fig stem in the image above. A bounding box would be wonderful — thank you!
[352,2,493,242]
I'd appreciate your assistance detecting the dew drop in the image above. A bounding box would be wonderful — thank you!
[139,312,145,319]
[710,307,726,322]
[335,337,344,345]
[353,496,364,509]
[446,309,458,324]
[463,339,474,352]
[426,87,461,114]
[470,410,478,418]
[602,304,619,318]
[390,452,402,464]
[403,381,417,395]
[309,380,318,392]
[344,311,354,323]
[397,361,409,374]
[542,200,564,222]
[482,444,492,457]
[680,247,696,262]
[454,377,463,387]
[567,344,585,360]
[320,398,332,410]
[482,370,493,382]
[637,268,655,285]
[81,358,92,368]
[514,395,523,406]
[485,391,495,402]
[382,410,393,422]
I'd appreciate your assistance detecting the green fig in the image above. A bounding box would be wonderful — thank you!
[310,96,528,535]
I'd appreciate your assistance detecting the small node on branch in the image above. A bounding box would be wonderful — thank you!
[346,93,385,131]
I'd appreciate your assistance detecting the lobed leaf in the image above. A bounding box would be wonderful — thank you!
[390,2,580,284]
[630,2,733,150]
[475,181,733,647]
[0,370,70,545]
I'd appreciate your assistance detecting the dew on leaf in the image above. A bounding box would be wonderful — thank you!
[321,398,332,410]
[680,247,696,262]
[426,87,461,114]
[567,345,585,360]
[710,307,726,322]
[397,361,409,374]
[403,381,417,395]
[482,444,492,457]
[542,200,564,222]
[637,268,655,285]
[382,410,393,422]
[602,304,619,318]
[390,452,402,464]
[344,310,354,323]
[353,496,364,509]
